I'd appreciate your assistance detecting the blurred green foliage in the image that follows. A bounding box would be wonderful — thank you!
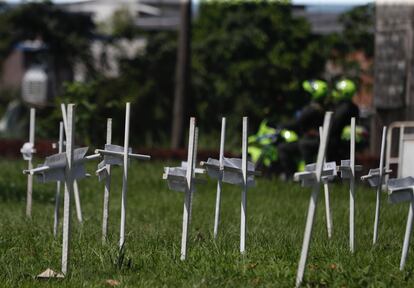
[0,1,374,149]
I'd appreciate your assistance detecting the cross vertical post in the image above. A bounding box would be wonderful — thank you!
[373,126,387,245]
[53,121,64,238]
[119,103,131,250]
[26,108,36,218]
[240,117,248,254]
[180,117,196,261]
[401,197,414,270]
[61,104,83,223]
[61,104,75,275]
[102,118,112,244]
[214,117,226,239]
[349,117,356,253]
[319,126,333,239]
[188,127,198,226]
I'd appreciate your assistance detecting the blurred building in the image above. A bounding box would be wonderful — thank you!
[372,0,414,152]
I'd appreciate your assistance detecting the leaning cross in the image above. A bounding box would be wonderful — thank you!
[361,126,392,245]
[387,177,414,270]
[293,111,332,288]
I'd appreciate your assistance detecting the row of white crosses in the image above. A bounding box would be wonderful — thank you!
[294,114,365,287]
[163,117,259,260]
[23,103,150,278]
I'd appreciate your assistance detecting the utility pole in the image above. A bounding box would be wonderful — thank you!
[171,0,192,149]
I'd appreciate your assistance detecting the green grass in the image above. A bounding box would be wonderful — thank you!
[0,159,412,287]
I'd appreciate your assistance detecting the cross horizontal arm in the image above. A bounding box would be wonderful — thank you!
[95,149,151,161]
[23,165,50,175]
[23,153,101,175]
[361,169,392,181]
[338,165,363,172]
[200,161,261,176]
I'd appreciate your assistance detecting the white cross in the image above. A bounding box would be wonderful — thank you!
[24,104,101,276]
[337,117,363,253]
[387,177,414,270]
[294,111,332,288]
[94,103,151,250]
[361,126,392,245]
[95,118,112,244]
[201,117,259,253]
[61,104,84,223]
[20,108,36,218]
[162,117,205,260]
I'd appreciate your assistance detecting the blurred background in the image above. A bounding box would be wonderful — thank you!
[0,0,407,166]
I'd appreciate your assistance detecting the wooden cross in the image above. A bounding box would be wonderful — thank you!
[61,104,84,223]
[361,126,392,245]
[201,117,259,253]
[387,177,414,270]
[337,117,363,253]
[163,117,206,260]
[95,103,151,250]
[95,118,113,243]
[318,126,336,239]
[293,112,332,288]
[24,104,101,276]
[20,108,36,218]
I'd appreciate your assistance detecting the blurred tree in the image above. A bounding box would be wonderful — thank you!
[191,1,328,140]
[0,2,96,87]
[338,4,374,57]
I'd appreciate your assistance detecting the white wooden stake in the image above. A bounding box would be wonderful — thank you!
[53,122,64,238]
[296,112,332,288]
[180,117,196,261]
[119,103,130,250]
[26,108,35,218]
[61,104,83,223]
[349,117,356,253]
[61,104,75,275]
[214,117,226,239]
[373,127,387,245]
[188,127,198,226]
[240,117,248,254]
[400,197,414,270]
[102,118,112,244]
[319,127,333,239]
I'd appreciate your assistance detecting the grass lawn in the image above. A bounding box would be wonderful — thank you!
[0,159,412,287]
